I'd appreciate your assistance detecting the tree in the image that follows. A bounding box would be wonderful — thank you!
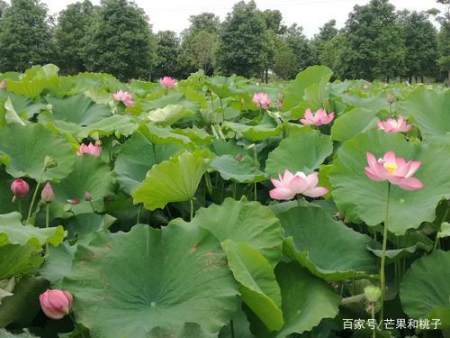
[152,30,180,79]
[54,0,95,74]
[84,0,153,81]
[177,13,220,77]
[284,24,315,71]
[216,1,268,78]
[0,0,53,72]
[341,0,405,81]
[272,40,299,79]
[400,11,438,82]
[319,33,348,79]
[437,0,450,83]
[0,1,8,17]
[312,20,338,66]
[262,9,286,34]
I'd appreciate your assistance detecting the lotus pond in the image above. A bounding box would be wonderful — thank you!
[0,64,449,338]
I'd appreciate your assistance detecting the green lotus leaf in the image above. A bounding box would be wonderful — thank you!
[4,96,29,126]
[147,104,194,125]
[6,65,59,98]
[265,128,333,177]
[0,329,38,338]
[331,107,378,142]
[403,88,450,141]
[62,224,238,338]
[282,65,333,113]
[133,151,209,210]
[209,155,267,183]
[0,124,75,182]
[84,115,138,138]
[0,277,49,328]
[223,122,283,142]
[274,262,340,337]
[188,198,283,264]
[46,94,111,125]
[222,240,284,331]
[400,250,450,328]
[114,132,181,193]
[141,123,193,145]
[53,156,115,203]
[330,130,450,234]
[0,244,43,280]
[0,212,64,248]
[276,205,377,281]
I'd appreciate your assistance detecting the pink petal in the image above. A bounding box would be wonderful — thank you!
[396,177,424,191]
[270,187,296,200]
[303,186,328,198]
[365,167,385,181]
[405,161,421,178]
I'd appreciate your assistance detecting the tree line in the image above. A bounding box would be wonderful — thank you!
[0,0,448,83]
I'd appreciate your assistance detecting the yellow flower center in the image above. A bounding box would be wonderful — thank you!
[383,162,397,174]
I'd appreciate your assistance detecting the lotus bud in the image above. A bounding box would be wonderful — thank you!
[41,182,55,203]
[364,285,382,303]
[39,289,73,320]
[10,178,29,199]
[84,192,92,201]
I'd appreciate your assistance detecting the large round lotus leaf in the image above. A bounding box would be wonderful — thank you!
[53,156,114,203]
[402,88,450,141]
[330,130,450,234]
[331,107,378,142]
[222,240,283,331]
[282,65,333,113]
[188,198,283,264]
[276,205,377,281]
[0,329,38,338]
[147,104,194,125]
[275,262,340,337]
[62,224,239,338]
[223,122,283,142]
[46,94,111,125]
[209,155,267,183]
[83,115,138,138]
[0,212,64,248]
[0,244,43,280]
[132,151,208,210]
[265,128,333,177]
[400,250,450,328]
[114,132,181,194]
[0,124,75,182]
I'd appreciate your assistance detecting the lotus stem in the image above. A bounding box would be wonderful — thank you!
[230,320,235,338]
[379,182,391,322]
[26,181,41,224]
[190,198,194,221]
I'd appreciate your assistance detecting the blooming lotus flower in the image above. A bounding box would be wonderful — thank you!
[41,182,55,203]
[252,92,272,109]
[377,116,411,133]
[300,108,335,126]
[113,90,134,107]
[39,289,73,320]
[159,76,177,89]
[270,170,328,200]
[77,142,101,157]
[365,151,423,191]
[11,178,29,199]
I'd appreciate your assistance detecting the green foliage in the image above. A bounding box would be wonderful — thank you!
[83,0,153,81]
[0,0,53,72]
[217,1,268,78]
[54,0,95,74]
[152,30,180,79]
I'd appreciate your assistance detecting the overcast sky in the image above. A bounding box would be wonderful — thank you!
[39,0,442,37]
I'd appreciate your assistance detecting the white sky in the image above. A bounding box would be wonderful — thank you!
[38,0,443,37]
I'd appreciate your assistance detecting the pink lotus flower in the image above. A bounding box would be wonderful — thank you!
[39,289,73,320]
[270,170,328,200]
[113,90,134,107]
[300,108,335,126]
[77,142,101,157]
[365,151,423,191]
[252,92,272,109]
[159,76,177,89]
[11,178,29,199]
[377,116,412,133]
[41,182,55,203]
